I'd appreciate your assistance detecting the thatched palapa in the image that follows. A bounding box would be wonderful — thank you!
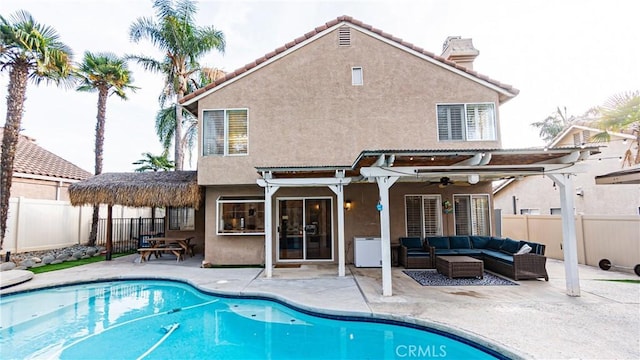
[69,171,202,209]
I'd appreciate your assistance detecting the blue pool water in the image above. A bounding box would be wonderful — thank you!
[0,280,505,359]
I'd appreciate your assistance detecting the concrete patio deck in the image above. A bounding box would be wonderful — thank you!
[1,254,638,359]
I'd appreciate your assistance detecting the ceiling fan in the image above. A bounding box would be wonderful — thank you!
[429,176,472,188]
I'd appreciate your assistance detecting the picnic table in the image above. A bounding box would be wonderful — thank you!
[137,237,194,262]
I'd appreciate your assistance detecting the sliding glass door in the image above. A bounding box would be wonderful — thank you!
[278,198,333,261]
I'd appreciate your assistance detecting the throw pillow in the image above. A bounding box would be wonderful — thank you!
[516,244,532,255]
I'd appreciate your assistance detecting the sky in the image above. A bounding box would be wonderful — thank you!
[1,0,639,173]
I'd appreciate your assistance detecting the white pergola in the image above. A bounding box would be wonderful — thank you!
[257,147,598,297]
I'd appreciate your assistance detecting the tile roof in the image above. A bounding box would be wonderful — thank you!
[0,128,92,181]
[180,15,519,106]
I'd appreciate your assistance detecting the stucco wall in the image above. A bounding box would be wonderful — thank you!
[10,177,73,201]
[197,26,502,185]
[204,181,495,265]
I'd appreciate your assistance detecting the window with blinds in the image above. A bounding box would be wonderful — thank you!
[203,109,248,156]
[405,195,442,237]
[453,194,490,236]
[168,207,195,231]
[437,103,496,141]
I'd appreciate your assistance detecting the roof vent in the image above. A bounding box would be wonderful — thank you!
[338,26,351,46]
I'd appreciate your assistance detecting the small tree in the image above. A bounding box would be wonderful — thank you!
[531,107,574,143]
[133,151,175,172]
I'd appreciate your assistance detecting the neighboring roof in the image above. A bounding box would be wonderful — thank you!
[595,166,640,185]
[257,147,600,181]
[548,124,635,148]
[0,128,91,181]
[180,15,519,113]
[68,171,202,209]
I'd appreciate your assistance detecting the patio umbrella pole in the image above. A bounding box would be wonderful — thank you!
[106,205,113,261]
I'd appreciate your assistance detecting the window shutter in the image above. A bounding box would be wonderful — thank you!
[227,110,248,155]
[405,196,422,237]
[438,105,464,141]
[203,110,224,155]
[466,104,495,140]
[454,196,471,235]
[471,195,490,235]
[422,197,440,236]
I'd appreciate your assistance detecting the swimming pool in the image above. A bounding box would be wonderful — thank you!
[0,280,506,359]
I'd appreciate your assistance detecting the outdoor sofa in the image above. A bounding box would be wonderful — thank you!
[399,236,549,281]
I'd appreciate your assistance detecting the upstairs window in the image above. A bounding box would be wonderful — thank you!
[437,103,496,141]
[352,67,363,86]
[203,109,248,156]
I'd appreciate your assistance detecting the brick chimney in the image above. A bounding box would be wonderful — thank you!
[441,36,479,70]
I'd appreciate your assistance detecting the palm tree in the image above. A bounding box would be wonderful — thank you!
[128,0,225,170]
[133,151,175,172]
[0,11,73,250]
[591,91,640,167]
[76,51,137,248]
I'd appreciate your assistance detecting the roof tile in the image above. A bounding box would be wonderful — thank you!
[1,128,92,181]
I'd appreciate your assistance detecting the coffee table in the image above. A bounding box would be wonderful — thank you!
[436,256,484,279]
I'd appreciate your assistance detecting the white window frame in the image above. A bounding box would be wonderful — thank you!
[202,108,249,156]
[404,195,443,237]
[352,67,363,86]
[436,103,496,141]
[168,207,195,231]
[453,194,491,236]
[217,196,265,235]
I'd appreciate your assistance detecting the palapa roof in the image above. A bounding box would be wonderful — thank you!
[68,171,202,209]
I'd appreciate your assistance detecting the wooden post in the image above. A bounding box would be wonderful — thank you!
[106,205,113,261]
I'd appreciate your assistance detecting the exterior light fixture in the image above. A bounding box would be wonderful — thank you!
[344,200,352,211]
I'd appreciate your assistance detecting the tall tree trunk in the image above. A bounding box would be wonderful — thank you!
[88,87,109,246]
[0,63,29,250]
[174,92,184,171]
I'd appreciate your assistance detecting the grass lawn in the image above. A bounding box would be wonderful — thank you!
[29,252,133,274]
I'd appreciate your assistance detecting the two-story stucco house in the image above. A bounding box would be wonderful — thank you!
[178,16,593,295]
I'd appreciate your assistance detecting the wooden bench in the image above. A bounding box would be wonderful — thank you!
[137,247,184,262]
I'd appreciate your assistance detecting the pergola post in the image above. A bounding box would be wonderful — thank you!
[548,173,581,296]
[376,176,399,296]
[329,180,346,277]
[263,184,279,278]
